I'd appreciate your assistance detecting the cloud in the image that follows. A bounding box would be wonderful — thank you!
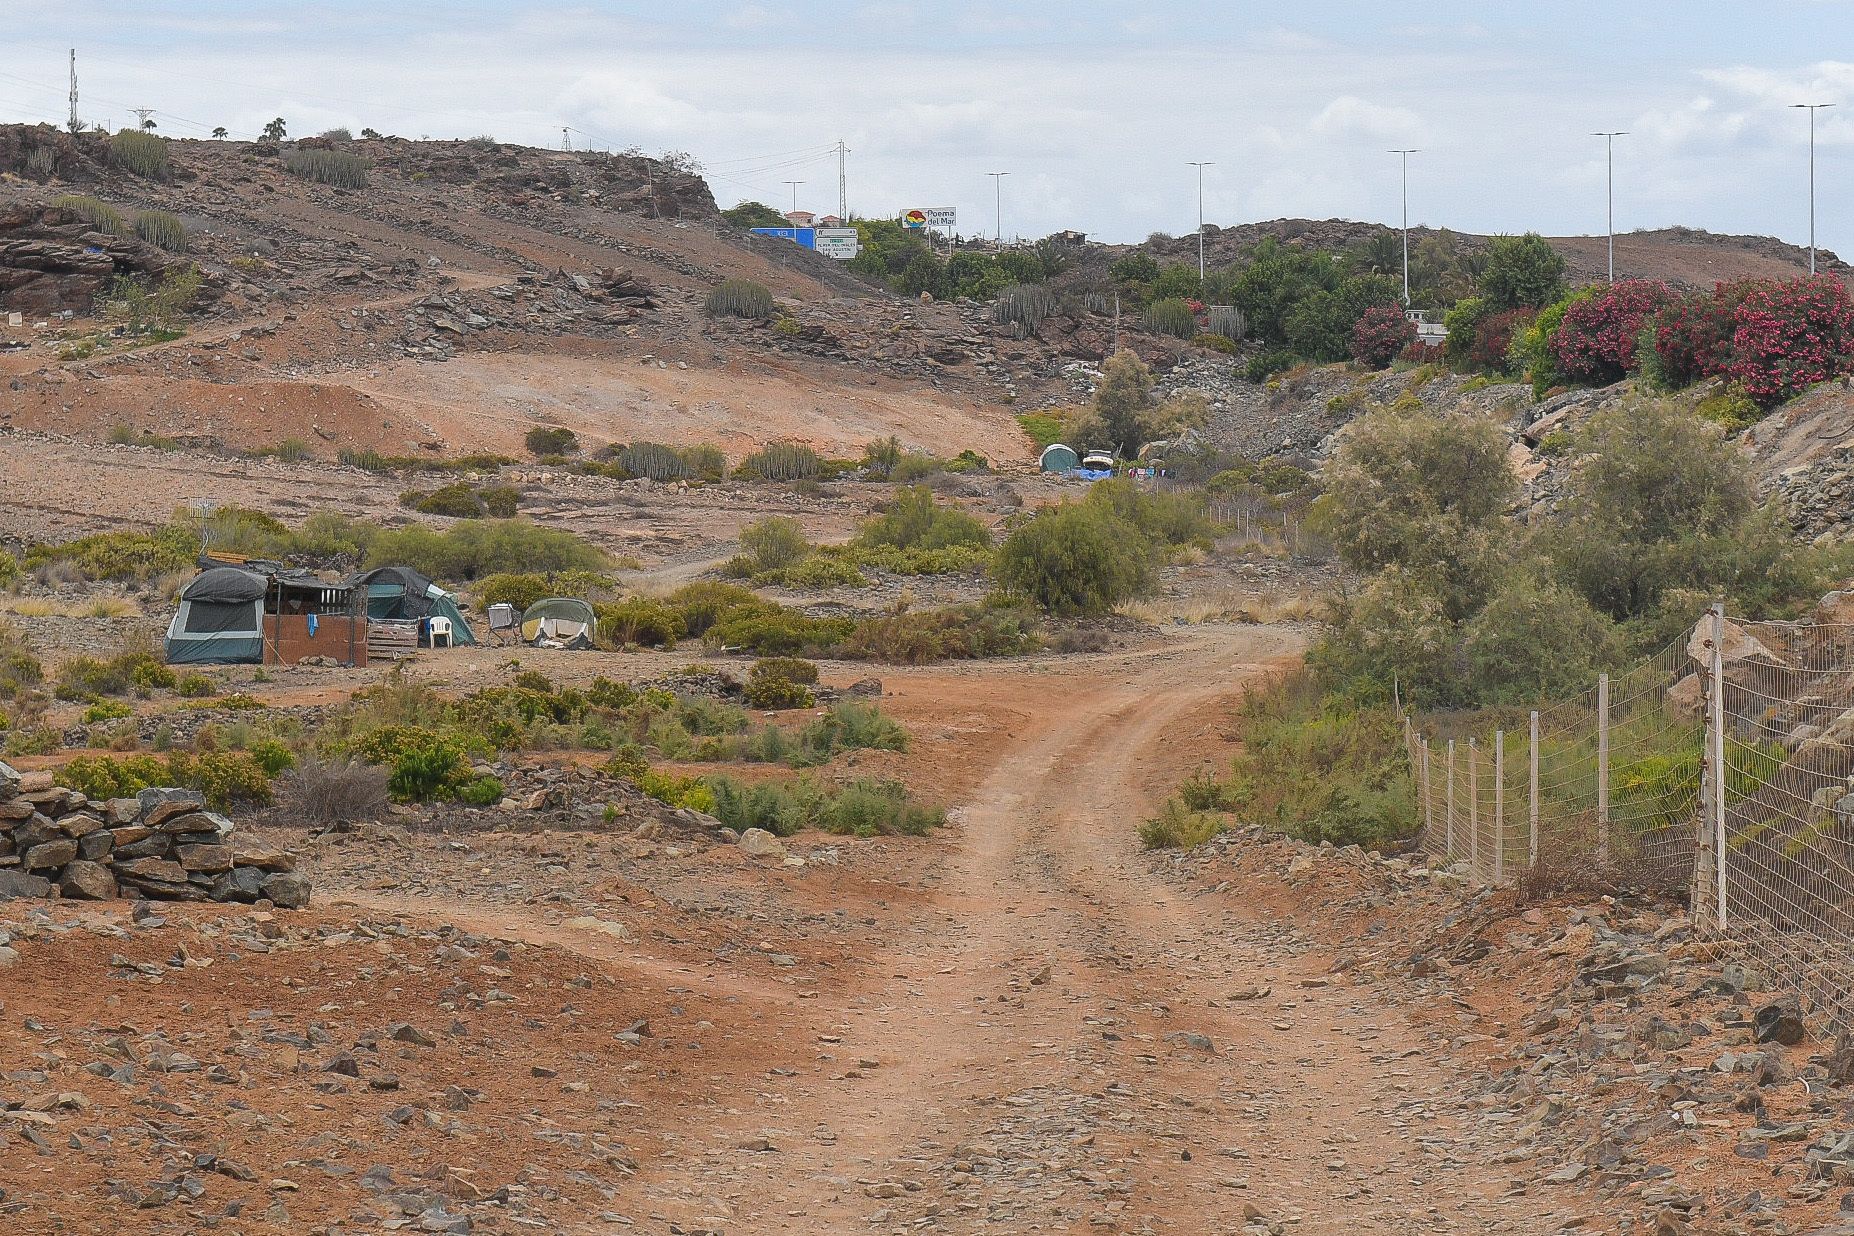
[1309,95,1422,143]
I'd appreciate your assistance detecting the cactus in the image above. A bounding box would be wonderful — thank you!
[24,147,56,178]
[705,278,775,320]
[1084,292,1111,316]
[678,444,727,481]
[736,442,821,482]
[620,442,694,482]
[108,129,170,180]
[1206,305,1247,342]
[50,194,131,238]
[1145,297,1197,340]
[283,149,370,188]
[991,283,1058,331]
[134,210,188,253]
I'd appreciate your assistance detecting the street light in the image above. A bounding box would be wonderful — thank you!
[782,180,805,213]
[987,171,1009,244]
[1592,131,1627,282]
[1791,103,1834,274]
[1187,161,1215,279]
[1388,149,1419,306]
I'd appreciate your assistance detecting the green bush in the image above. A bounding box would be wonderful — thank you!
[596,597,684,649]
[710,609,856,657]
[737,516,811,572]
[175,673,216,698]
[403,482,487,518]
[525,426,579,456]
[284,148,370,188]
[1245,349,1297,382]
[1138,799,1228,850]
[743,674,815,710]
[706,279,775,320]
[751,656,819,685]
[736,443,822,482]
[56,641,176,700]
[704,774,940,837]
[668,582,775,638]
[995,502,1157,615]
[1016,412,1066,450]
[854,486,990,553]
[837,604,1039,663]
[134,210,188,252]
[61,750,273,809]
[797,701,905,758]
[109,130,170,179]
[50,194,132,237]
[1144,297,1197,339]
[348,724,480,802]
[363,519,607,581]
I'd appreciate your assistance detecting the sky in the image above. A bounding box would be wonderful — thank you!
[6,1,1853,253]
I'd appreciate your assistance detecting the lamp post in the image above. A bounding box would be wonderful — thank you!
[782,180,805,213]
[1791,103,1834,274]
[1187,161,1215,279]
[1388,149,1419,306]
[987,171,1009,244]
[1592,131,1627,282]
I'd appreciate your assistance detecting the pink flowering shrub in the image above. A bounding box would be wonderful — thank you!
[1349,305,1418,368]
[1728,276,1854,407]
[1648,279,1765,389]
[1467,308,1535,375]
[1549,279,1673,385]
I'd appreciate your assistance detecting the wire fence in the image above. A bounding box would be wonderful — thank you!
[1401,603,1854,1030]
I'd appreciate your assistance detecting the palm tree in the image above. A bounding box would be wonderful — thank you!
[211,126,228,139]
[262,117,287,141]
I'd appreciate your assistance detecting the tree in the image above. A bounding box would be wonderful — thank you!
[1092,350,1155,457]
[140,117,157,131]
[1478,233,1567,311]
[360,127,384,140]
[720,200,788,230]
[995,503,1156,615]
[211,126,228,139]
[262,118,287,141]
[1313,406,1517,620]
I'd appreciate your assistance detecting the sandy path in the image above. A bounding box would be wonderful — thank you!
[608,627,1561,1235]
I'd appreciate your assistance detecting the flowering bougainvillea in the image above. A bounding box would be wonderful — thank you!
[1648,279,1766,389]
[1727,276,1854,406]
[1349,304,1419,368]
[1549,279,1673,385]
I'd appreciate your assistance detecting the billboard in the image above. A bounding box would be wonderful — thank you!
[924,207,956,228]
[814,228,860,260]
[900,209,928,229]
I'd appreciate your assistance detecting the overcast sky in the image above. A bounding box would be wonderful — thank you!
[7,2,1852,252]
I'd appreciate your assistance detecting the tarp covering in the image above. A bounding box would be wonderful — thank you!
[520,597,597,649]
[181,566,268,604]
[167,568,265,664]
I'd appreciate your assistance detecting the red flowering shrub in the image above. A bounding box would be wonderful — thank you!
[1468,308,1535,375]
[1648,280,1766,389]
[1349,305,1418,368]
[1396,339,1435,364]
[1550,279,1673,385]
[1728,276,1854,407]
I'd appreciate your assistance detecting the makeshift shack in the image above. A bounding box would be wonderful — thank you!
[520,597,597,649]
[346,566,476,659]
[165,565,365,666]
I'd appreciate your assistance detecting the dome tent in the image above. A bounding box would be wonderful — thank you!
[346,566,476,646]
[1039,443,1079,473]
[164,567,267,664]
[520,597,597,649]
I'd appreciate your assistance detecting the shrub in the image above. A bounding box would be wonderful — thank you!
[51,194,132,237]
[1549,279,1674,386]
[175,673,216,698]
[1460,573,1615,702]
[1466,308,1535,376]
[798,700,905,758]
[743,674,814,710]
[109,129,170,179]
[363,519,607,581]
[710,608,856,656]
[706,278,775,320]
[854,486,990,552]
[1016,412,1066,450]
[1138,799,1228,850]
[133,210,188,252]
[348,725,475,802]
[403,482,487,518]
[1728,276,1854,407]
[669,582,774,638]
[862,435,904,479]
[1442,296,1490,368]
[284,148,370,188]
[1205,305,1247,342]
[704,774,940,837]
[275,757,389,825]
[838,604,1039,663]
[61,750,272,809]
[993,283,1058,332]
[736,443,822,482]
[619,441,692,482]
[478,573,552,611]
[524,425,579,456]
[596,597,684,648]
[738,516,811,571]
[1647,280,1764,390]
[751,656,819,685]
[1477,233,1567,310]
[1144,298,1197,339]
[1349,305,1418,368]
[1245,349,1296,382]
[995,503,1156,615]
[56,640,176,700]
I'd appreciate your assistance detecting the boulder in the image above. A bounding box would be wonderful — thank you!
[209,866,265,903]
[231,842,295,872]
[59,860,117,901]
[0,759,17,797]
[737,828,788,860]
[140,791,206,828]
[56,812,105,838]
[260,870,312,909]
[1755,998,1807,1047]
[0,870,52,899]
[77,830,114,861]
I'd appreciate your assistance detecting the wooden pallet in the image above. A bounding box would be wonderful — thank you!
[366,620,422,661]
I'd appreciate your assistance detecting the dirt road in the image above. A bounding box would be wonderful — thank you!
[546,627,1564,1234]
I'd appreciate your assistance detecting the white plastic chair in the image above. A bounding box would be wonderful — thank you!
[427,616,453,648]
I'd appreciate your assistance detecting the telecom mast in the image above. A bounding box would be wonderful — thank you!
[836,139,848,221]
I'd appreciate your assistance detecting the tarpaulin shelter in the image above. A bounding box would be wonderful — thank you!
[346,566,476,646]
[519,597,597,649]
[164,566,267,663]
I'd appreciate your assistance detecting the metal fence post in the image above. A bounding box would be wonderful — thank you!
[1597,672,1611,863]
[1445,739,1456,859]
[1528,711,1540,869]
[1468,739,1480,875]
[1710,604,1728,930]
[1494,729,1505,884]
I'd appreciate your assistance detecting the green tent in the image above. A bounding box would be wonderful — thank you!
[1039,443,1079,473]
[165,567,267,664]
[346,566,476,646]
[520,597,597,649]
